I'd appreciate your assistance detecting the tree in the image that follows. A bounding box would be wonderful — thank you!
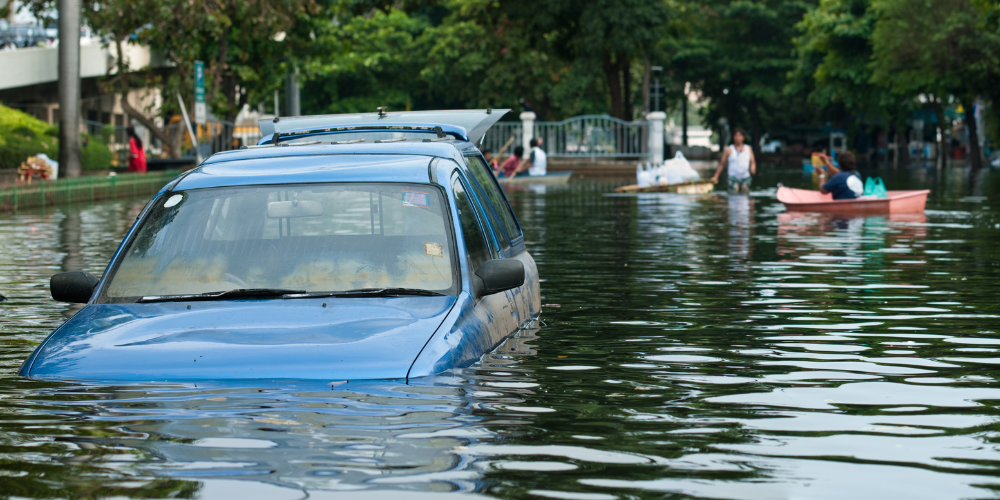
[673,0,814,147]
[788,0,914,158]
[870,0,1000,168]
[23,0,316,157]
[421,0,669,120]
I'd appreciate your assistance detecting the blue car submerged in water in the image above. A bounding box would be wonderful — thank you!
[20,109,541,382]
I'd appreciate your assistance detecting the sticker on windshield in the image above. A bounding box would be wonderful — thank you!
[402,190,430,207]
[425,242,444,258]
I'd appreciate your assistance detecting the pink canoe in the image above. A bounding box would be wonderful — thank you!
[777,186,930,214]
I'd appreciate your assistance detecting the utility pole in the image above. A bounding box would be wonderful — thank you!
[650,66,663,113]
[58,0,81,177]
[682,82,689,146]
[285,65,300,117]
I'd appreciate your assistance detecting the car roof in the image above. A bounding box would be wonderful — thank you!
[175,141,480,191]
[260,109,509,144]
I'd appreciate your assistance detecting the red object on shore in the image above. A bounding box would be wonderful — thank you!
[128,137,147,173]
[777,186,929,214]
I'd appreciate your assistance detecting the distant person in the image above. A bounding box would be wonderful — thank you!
[482,148,498,172]
[819,150,863,200]
[711,127,756,193]
[126,125,147,173]
[499,146,524,177]
[516,138,547,177]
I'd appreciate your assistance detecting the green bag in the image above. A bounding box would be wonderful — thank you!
[864,177,888,198]
[874,177,887,198]
[864,177,876,196]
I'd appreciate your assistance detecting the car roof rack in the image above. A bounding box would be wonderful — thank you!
[259,109,510,145]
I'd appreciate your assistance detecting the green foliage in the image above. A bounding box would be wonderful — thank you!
[870,0,1000,102]
[789,0,881,112]
[672,0,815,143]
[303,6,432,114]
[0,105,113,171]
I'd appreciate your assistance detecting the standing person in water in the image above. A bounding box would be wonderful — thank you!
[711,127,756,193]
[819,150,863,200]
[126,125,147,173]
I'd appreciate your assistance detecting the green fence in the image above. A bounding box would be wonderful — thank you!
[0,171,181,211]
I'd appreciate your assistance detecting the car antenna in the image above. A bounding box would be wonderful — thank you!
[377,106,388,119]
[486,108,492,114]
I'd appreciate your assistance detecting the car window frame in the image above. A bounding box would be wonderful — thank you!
[460,158,510,253]
[463,153,524,246]
[450,172,496,279]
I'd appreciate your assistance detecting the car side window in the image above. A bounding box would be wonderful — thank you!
[462,162,509,253]
[452,177,492,273]
[464,155,524,242]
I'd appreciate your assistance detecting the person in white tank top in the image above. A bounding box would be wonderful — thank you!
[711,128,757,193]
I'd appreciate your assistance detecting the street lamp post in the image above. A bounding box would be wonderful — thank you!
[58,0,81,177]
[650,66,663,113]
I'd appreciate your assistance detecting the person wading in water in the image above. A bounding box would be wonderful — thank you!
[711,127,756,193]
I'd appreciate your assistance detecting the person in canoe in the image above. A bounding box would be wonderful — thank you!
[711,128,756,193]
[498,146,524,178]
[818,150,864,199]
[516,138,547,177]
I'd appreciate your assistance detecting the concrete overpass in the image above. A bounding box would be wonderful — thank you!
[0,41,164,129]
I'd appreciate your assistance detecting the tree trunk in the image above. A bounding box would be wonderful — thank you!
[892,126,899,169]
[603,55,622,120]
[749,101,763,154]
[641,56,650,116]
[120,95,177,158]
[621,54,632,121]
[682,86,688,146]
[603,54,626,121]
[964,100,983,169]
[932,102,947,168]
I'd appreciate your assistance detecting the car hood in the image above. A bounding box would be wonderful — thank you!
[22,296,456,381]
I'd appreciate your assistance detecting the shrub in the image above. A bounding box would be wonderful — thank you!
[0,104,113,171]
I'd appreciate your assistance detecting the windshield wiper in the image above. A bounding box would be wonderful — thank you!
[304,288,446,298]
[138,288,306,303]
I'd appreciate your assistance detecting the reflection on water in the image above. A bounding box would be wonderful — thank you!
[2,165,1000,498]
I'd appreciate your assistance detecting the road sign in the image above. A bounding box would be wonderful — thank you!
[194,60,206,124]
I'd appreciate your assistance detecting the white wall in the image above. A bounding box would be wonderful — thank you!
[0,42,158,90]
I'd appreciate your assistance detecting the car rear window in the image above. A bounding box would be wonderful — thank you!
[101,183,458,301]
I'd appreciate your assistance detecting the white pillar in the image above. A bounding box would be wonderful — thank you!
[647,111,666,164]
[520,111,536,152]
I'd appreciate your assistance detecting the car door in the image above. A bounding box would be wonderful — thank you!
[462,154,540,325]
[450,171,521,350]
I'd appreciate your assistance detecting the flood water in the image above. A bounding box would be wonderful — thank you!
[1,163,1000,499]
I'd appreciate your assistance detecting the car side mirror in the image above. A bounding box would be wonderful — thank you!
[51,271,99,303]
[475,259,524,295]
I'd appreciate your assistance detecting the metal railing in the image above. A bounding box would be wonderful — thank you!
[480,121,522,155]
[0,170,181,211]
[482,115,650,160]
[536,115,648,159]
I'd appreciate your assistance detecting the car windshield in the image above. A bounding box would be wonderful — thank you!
[101,183,458,302]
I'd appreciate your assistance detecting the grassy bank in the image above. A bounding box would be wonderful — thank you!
[0,104,113,171]
[0,171,180,211]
